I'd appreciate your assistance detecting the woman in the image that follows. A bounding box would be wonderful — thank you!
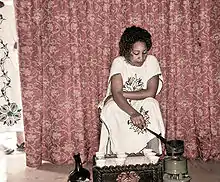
[98,26,165,155]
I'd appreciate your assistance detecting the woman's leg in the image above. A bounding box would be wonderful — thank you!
[16,132,25,151]
[132,97,165,154]
[147,137,160,154]
[16,132,25,145]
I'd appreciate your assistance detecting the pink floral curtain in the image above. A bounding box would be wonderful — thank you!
[15,0,220,167]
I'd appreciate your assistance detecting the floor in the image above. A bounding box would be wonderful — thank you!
[4,133,220,182]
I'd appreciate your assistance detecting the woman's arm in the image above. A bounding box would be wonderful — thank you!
[111,74,146,129]
[111,74,137,116]
[123,75,159,100]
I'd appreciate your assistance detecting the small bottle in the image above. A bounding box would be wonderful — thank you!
[67,153,90,182]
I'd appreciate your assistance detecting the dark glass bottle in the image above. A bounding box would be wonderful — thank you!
[67,153,91,182]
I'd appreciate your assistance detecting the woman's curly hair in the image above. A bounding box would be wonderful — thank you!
[119,26,152,60]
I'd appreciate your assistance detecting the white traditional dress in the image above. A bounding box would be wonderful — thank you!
[98,55,165,154]
[0,1,24,133]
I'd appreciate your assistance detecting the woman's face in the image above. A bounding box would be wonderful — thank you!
[129,41,148,67]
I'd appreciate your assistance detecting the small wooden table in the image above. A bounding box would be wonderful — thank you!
[93,154,163,182]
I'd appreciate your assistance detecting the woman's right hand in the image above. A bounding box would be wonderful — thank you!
[130,112,146,129]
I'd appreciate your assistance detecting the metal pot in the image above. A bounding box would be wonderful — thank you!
[165,140,184,156]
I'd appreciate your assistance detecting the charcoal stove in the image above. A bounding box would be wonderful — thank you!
[146,129,192,182]
[163,155,191,182]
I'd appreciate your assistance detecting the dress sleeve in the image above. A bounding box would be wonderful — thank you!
[108,56,124,81]
[146,55,163,95]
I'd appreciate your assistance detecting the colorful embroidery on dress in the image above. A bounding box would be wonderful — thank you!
[123,74,144,91]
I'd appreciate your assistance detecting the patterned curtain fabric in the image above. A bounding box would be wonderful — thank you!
[15,0,220,167]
